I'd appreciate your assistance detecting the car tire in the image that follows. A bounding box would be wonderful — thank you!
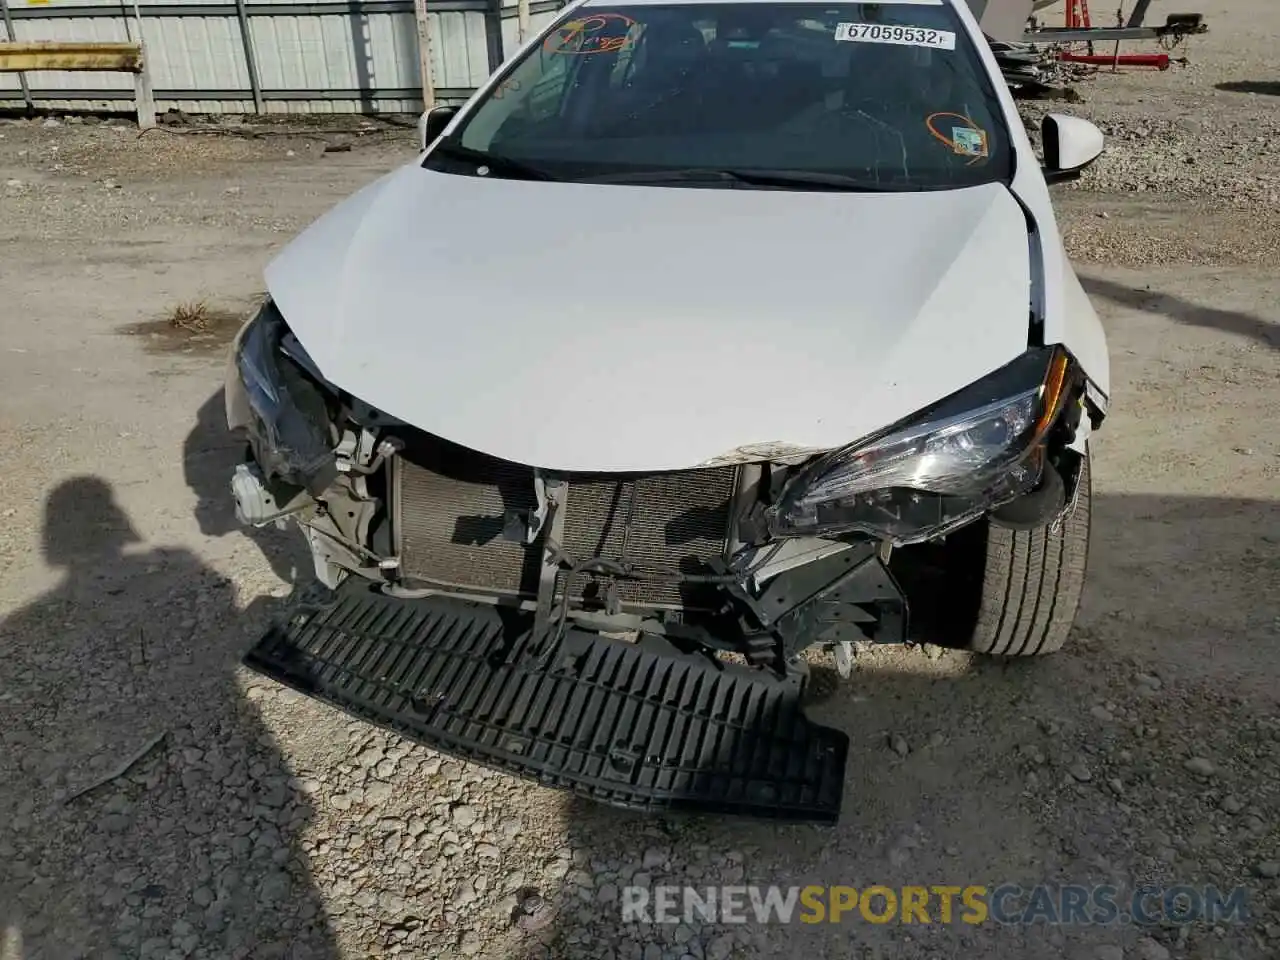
[947,447,1092,656]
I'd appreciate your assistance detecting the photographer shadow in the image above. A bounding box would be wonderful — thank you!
[0,477,337,959]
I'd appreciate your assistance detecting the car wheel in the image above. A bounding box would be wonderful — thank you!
[944,446,1092,656]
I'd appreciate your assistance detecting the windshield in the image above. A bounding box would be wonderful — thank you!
[425,1,1013,190]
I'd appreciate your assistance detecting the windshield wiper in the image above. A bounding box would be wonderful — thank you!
[426,139,553,181]
[580,168,913,191]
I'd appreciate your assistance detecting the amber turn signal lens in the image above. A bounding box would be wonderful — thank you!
[1035,349,1071,435]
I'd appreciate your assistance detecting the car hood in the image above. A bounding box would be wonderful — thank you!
[265,164,1033,472]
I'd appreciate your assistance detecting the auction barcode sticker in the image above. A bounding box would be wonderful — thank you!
[834,22,956,50]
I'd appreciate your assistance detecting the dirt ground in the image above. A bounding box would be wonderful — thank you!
[1,1,1277,958]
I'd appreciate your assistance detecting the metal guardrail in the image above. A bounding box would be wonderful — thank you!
[0,40,141,71]
[0,39,155,125]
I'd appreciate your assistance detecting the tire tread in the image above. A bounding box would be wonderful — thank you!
[965,450,1092,657]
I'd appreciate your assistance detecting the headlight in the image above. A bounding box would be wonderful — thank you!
[237,305,284,418]
[229,299,339,494]
[768,347,1074,543]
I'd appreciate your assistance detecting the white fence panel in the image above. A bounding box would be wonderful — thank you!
[0,0,567,113]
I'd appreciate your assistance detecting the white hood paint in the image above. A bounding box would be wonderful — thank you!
[265,164,1033,473]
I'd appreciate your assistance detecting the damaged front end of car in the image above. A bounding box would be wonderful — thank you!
[226,296,1097,822]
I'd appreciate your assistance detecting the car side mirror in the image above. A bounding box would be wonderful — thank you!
[1041,114,1104,184]
[419,105,460,151]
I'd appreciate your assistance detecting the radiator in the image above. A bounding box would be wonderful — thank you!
[393,433,738,609]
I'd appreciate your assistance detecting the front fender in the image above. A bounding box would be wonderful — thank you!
[1006,144,1110,417]
[1056,244,1111,405]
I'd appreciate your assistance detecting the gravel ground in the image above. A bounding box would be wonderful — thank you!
[1,1,1278,958]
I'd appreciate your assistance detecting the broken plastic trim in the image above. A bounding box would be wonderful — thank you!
[715,542,908,667]
[1083,376,1109,422]
[244,583,850,821]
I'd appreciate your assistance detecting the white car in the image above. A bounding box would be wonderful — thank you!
[225,0,1109,821]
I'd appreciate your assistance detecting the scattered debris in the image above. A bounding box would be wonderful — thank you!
[64,731,168,804]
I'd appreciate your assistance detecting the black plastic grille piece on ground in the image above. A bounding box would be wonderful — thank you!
[244,582,848,822]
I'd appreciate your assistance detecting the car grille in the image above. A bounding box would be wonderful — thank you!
[393,434,738,610]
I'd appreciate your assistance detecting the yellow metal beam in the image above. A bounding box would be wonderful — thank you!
[0,41,143,73]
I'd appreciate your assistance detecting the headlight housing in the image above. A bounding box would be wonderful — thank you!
[227,299,338,494]
[768,347,1075,544]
